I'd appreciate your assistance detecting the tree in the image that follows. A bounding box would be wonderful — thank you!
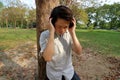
[86,3,120,29]
[35,0,59,80]
[0,1,3,9]
[0,0,28,28]
[60,0,72,6]
[60,0,88,28]
[70,2,88,24]
[27,8,36,28]
[0,2,4,27]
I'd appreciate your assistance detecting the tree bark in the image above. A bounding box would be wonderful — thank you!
[35,0,59,80]
[5,19,8,28]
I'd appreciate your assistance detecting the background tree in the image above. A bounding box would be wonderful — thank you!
[0,1,4,28]
[35,0,59,80]
[0,0,26,28]
[0,0,36,29]
[60,0,88,29]
[85,2,120,29]
[27,8,36,28]
[0,1,3,9]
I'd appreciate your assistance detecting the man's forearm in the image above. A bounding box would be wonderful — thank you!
[70,32,82,54]
[43,31,54,61]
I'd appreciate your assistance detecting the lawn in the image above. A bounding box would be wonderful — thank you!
[76,29,120,56]
[0,28,120,56]
[0,28,36,51]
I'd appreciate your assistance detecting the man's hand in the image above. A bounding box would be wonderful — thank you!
[48,18,55,33]
[68,18,76,33]
[68,18,82,55]
[43,18,55,61]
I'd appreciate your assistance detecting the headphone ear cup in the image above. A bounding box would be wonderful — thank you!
[51,18,56,27]
[69,22,73,28]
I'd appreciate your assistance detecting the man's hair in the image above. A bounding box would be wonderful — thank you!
[50,5,73,27]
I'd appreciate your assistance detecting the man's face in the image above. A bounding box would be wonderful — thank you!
[54,18,70,35]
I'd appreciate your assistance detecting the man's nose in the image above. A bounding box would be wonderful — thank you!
[60,28,65,32]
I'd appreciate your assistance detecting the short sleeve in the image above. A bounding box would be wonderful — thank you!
[39,30,49,53]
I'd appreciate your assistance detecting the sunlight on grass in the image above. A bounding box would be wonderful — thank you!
[76,29,120,56]
[0,28,36,51]
[0,28,120,56]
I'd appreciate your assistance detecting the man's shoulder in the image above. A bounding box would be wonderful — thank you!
[41,30,49,35]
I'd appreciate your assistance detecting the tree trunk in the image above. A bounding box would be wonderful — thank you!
[15,20,17,28]
[35,0,59,80]
[21,19,23,28]
[6,19,8,28]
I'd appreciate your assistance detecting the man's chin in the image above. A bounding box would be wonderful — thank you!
[59,33,64,35]
[55,31,66,35]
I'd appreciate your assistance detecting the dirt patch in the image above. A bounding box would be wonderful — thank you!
[0,42,38,80]
[73,48,120,80]
[104,57,120,80]
[0,42,120,80]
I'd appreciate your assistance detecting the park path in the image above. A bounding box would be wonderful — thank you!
[0,42,120,80]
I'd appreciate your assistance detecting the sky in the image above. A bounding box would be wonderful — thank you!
[100,0,120,5]
[20,0,36,8]
[1,0,120,8]
[21,0,120,8]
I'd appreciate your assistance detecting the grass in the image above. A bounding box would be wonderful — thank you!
[0,28,120,56]
[76,29,120,56]
[0,28,36,51]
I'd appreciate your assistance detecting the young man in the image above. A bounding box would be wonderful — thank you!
[39,5,82,80]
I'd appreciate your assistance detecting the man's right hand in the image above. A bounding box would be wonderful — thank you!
[43,18,55,62]
[49,18,55,33]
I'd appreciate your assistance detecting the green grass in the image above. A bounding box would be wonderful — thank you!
[0,28,36,50]
[0,28,120,56]
[76,29,120,56]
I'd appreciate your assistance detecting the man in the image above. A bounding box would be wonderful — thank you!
[40,5,82,80]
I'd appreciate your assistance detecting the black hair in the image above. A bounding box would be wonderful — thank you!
[50,5,73,27]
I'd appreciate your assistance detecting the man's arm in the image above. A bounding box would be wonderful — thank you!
[70,31,82,55]
[69,18,82,55]
[42,19,55,61]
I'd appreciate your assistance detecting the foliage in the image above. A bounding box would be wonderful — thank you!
[69,2,88,24]
[0,0,36,29]
[1,0,120,30]
[0,1,3,9]
[60,0,94,28]
[85,3,120,30]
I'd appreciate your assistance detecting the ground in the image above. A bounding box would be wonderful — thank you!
[0,42,120,80]
[73,48,120,80]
